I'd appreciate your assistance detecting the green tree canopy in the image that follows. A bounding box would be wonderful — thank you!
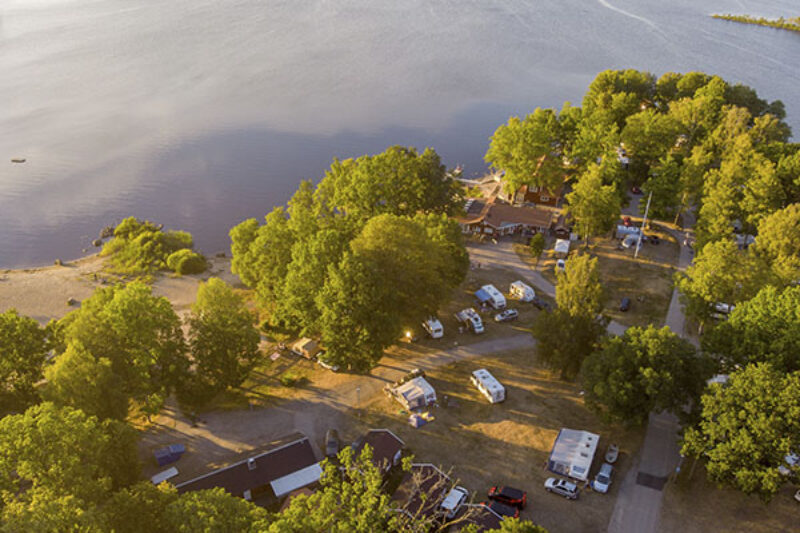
[555,254,605,317]
[702,285,800,373]
[263,446,396,532]
[179,278,261,409]
[581,326,712,425]
[682,364,800,501]
[753,203,800,283]
[533,309,606,380]
[485,108,569,194]
[317,215,464,370]
[42,341,128,421]
[676,240,771,322]
[58,282,188,417]
[0,403,139,515]
[564,165,621,243]
[100,217,198,276]
[0,309,47,415]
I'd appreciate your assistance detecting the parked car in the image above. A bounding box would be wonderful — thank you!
[325,429,340,458]
[622,216,632,227]
[592,463,614,494]
[317,357,340,372]
[556,259,566,273]
[531,297,552,311]
[494,309,519,322]
[488,485,527,509]
[481,500,520,519]
[620,297,631,312]
[631,186,642,194]
[605,443,619,464]
[544,477,579,500]
[439,486,469,520]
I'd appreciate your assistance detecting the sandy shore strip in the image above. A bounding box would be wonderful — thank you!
[0,255,240,324]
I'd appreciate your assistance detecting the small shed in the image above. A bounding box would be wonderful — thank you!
[547,428,599,482]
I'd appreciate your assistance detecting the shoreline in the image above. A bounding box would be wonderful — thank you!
[0,251,103,275]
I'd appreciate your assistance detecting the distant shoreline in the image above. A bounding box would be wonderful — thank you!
[711,13,800,34]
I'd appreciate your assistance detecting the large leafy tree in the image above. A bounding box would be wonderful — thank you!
[581,326,712,425]
[163,488,268,533]
[263,446,396,532]
[485,108,568,194]
[582,69,656,128]
[533,309,606,380]
[676,240,771,322]
[42,341,128,421]
[682,364,800,501]
[316,146,461,220]
[702,285,800,373]
[641,155,682,221]
[180,278,261,408]
[753,203,800,283]
[564,165,620,243]
[58,282,188,417]
[0,403,139,516]
[555,254,605,317]
[620,108,682,177]
[317,215,463,370]
[0,309,47,415]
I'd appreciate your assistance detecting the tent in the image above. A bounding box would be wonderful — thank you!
[547,429,599,481]
[474,288,492,305]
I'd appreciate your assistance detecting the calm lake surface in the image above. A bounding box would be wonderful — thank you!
[2,0,799,268]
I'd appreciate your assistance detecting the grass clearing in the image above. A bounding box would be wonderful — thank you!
[343,349,644,533]
[660,462,799,533]
[539,228,679,328]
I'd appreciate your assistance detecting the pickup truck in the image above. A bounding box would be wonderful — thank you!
[454,308,484,334]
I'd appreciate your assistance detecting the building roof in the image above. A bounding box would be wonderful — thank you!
[392,463,451,519]
[353,429,406,472]
[270,463,323,498]
[176,433,319,498]
[484,203,553,229]
[548,428,599,482]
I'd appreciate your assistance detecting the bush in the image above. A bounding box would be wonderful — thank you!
[167,249,207,275]
[279,372,301,387]
[100,217,198,276]
[529,233,545,258]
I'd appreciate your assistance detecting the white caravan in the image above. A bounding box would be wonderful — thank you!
[422,317,444,339]
[480,284,507,309]
[509,281,535,302]
[470,368,506,403]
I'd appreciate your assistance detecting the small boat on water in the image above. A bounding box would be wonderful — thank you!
[11,158,26,163]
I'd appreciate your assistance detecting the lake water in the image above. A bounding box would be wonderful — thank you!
[2,0,799,268]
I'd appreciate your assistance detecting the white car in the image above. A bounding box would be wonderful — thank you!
[592,463,614,494]
[544,477,579,499]
[555,259,566,273]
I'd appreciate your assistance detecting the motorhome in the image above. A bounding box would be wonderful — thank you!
[422,317,444,339]
[479,284,506,309]
[509,281,535,302]
[470,368,506,403]
[454,308,484,334]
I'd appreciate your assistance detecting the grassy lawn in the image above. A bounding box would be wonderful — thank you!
[660,462,799,533]
[538,227,679,328]
[342,349,644,533]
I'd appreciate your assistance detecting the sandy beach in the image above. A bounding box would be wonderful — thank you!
[0,254,240,324]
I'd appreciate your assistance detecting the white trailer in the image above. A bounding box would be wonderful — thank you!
[422,317,444,338]
[454,308,484,334]
[470,368,505,403]
[480,284,506,309]
[509,281,535,302]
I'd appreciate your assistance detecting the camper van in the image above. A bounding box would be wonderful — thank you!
[509,281,535,302]
[470,369,506,403]
[455,308,484,334]
[422,317,444,339]
[480,284,507,310]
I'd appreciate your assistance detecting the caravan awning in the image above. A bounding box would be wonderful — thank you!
[270,462,322,498]
[475,289,491,303]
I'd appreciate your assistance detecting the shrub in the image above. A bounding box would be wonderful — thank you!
[100,217,198,276]
[279,372,301,387]
[529,233,545,258]
[167,249,207,275]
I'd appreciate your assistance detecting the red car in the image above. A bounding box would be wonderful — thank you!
[622,216,632,227]
[488,485,527,509]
